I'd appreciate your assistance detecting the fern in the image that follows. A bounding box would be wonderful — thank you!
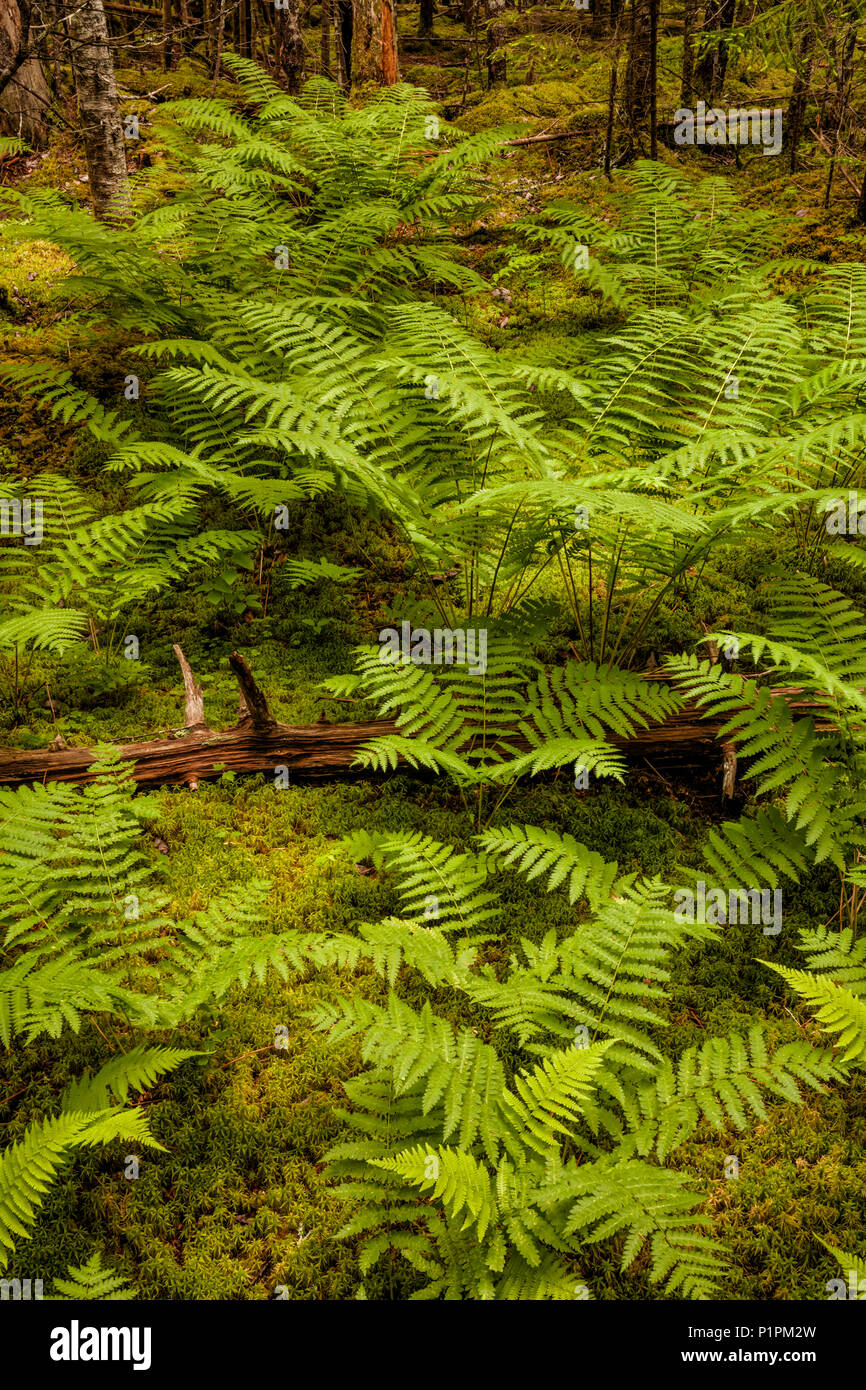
[51,1252,135,1301]
[760,964,866,1067]
[308,834,841,1299]
[0,1046,197,1270]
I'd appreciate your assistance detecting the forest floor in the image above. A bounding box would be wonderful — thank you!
[1,10,865,1299]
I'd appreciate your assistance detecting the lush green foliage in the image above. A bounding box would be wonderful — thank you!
[1,58,866,1302]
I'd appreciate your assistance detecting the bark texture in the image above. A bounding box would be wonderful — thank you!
[625,0,651,130]
[275,0,304,91]
[67,0,128,216]
[0,650,833,794]
[0,0,50,148]
[351,0,398,85]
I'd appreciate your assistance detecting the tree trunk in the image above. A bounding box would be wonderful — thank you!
[787,26,814,174]
[67,0,128,217]
[211,0,226,83]
[484,0,506,86]
[351,0,397,84]
[681,0,696,104]
[648,0,657,157]
[162,0,172,68]
[321,0,332,74]
[857,158,866,224]
[693,0,736,104]
[625,0,651,134]
[276,0,304,90]
[822,2,858,207]
[603,50,617,176]
[419,0,433,36]
[239,0,251,57]
[336,0,351,83]
[0,0,50,147]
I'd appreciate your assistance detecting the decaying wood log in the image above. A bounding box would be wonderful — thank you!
[0,649,838,792]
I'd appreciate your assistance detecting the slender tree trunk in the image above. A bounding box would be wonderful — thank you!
[67,0,128,217]
[484,0,506,86]
[604,51,617,177]
[258,0,276,69]
[321,0,332,74]
[419,0,433,36]
[648,0,657,157]
[823,2,858,206]
[178,0,192,56]
[202,0,212,63]
[857,158,866,224]
[787,27,814,174]
[351,0,397,84]
[693,0,736,103]
[275,0,304,90]
[211,0,226,83]
[0,0,51,147]
[162,0,172,68]
[336,0,351,84]
[681,0,696,104]
[625,0,650,136]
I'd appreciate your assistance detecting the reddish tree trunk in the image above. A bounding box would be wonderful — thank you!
[351,0,397,84]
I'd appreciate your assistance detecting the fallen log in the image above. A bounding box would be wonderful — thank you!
[0,648,395,791]
[0,649,836,794]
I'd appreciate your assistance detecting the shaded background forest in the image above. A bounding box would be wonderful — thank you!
[4,1,866,218]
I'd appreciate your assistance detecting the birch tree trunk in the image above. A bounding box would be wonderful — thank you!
[0,0,50,147]
[67,0,128,217]
[351,0,398,85]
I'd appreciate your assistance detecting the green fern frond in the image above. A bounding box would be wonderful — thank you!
[52,1252,135,1301]
[761,963,866,1066]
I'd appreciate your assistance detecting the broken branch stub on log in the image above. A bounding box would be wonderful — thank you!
[229,650,276,730]
[173,644,206,728]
